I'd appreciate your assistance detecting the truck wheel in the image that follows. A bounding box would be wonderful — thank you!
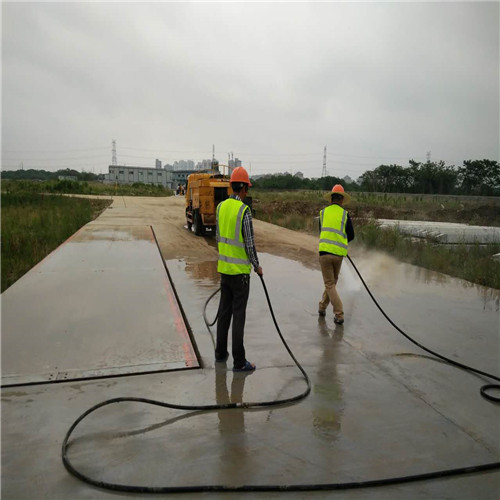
[186,210,192,231]
[193,210,205,236]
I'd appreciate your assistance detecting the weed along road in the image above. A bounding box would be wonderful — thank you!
[1,195,499,498]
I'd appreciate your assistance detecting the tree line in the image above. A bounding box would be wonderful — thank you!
[2,159,499,196]
[0,168,100,182]
[251,159,499,196]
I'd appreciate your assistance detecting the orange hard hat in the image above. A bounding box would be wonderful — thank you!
[331,184,345,195]
[331,183,351,204]
[230,166,252,186]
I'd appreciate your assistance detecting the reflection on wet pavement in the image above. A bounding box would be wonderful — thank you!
[312,317,345,442]
[215,365,251,478]
[184,259,219,287]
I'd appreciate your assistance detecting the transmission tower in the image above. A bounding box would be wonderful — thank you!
[112,140,117,165]
[426,151,431,163]
[321,146,327,177]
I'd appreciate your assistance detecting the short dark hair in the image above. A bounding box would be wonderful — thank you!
[331,193,344,203]
[231,182,247,193]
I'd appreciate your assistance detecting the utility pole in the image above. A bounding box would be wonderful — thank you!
[321,146,327,177]
[112,139,117,165]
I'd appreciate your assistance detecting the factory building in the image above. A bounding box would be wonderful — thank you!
[169,170,196,186]
[105,165,170,188]
[104,158,231,190]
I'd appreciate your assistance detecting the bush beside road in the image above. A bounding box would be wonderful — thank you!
[1,192,111,292]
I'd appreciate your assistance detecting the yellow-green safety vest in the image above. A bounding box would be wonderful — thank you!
[319,204,349,256]
[217,198,251,275]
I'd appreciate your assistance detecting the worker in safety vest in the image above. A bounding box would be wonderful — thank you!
[318,184,355,325]
[215,166,263,372]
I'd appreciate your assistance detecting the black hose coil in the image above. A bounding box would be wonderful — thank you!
[61,259,500,493]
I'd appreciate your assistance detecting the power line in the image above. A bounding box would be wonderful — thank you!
[229,158,381,166]
[120,146,419,160]
[120,147,225,155]
[2,145,426,162]
[234,152,320,157]
[328,152,425,160]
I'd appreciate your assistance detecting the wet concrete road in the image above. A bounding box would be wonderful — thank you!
[1,196,500,499]
[2,224,198,385]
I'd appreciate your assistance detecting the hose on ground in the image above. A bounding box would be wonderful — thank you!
[61,261,500,493]
[346,255,500,403]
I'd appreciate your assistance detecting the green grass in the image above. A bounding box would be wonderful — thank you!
[354,192,445,208]
[253,189,325,203]
[253,189,496,216]
[265,211,317,232]
[2,179,174,197]
[1,192,111,292]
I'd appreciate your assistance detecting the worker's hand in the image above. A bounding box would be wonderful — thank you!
[255,266,263,276]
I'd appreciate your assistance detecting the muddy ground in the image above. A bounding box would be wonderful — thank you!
[93,195,321,268]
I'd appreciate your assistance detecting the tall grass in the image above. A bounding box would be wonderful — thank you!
[266,211,316,232]
[1,192,111,292]
[253,190,325,203]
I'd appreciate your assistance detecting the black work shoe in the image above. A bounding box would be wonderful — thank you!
[233,360,256,372]
[318,310,326,317]
[215,352,229,363]
[333,315,344,325]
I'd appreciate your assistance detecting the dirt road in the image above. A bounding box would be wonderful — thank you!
[93,195,322,268]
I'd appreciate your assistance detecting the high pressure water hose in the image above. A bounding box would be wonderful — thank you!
[61,256,500,494]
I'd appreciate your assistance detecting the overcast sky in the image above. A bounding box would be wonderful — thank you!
[2,1,499,179]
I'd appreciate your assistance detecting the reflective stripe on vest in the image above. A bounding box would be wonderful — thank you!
[217,198,251,275]
[319,204,348,256]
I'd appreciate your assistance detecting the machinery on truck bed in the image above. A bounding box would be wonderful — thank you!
[185,172,231,236]
[185,168,255,236]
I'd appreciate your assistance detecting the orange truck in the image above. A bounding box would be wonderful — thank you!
[185,172,231,235]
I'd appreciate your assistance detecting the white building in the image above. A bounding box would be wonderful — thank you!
[170,170,196,186]
[195,159,214,171]
[104,158,223,189]
[105,165,169,187]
